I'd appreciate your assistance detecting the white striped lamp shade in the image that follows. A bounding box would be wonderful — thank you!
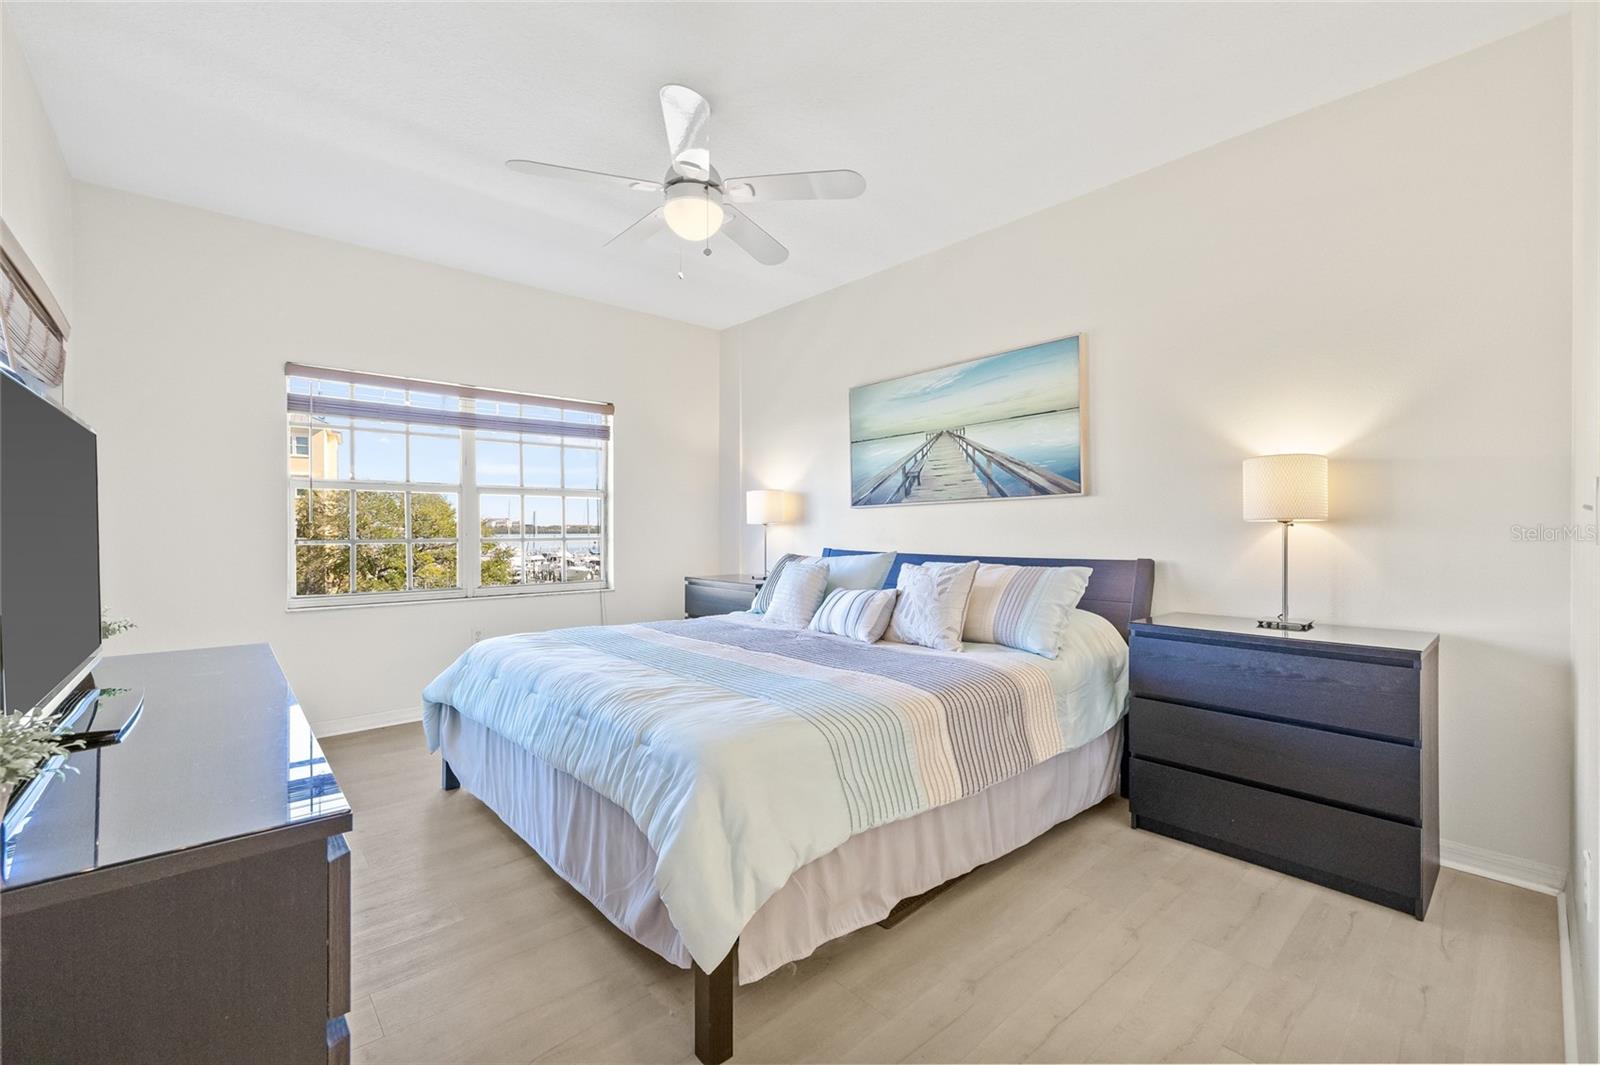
[1242,454,1328,522]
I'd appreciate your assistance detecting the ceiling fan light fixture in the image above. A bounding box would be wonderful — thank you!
[505,83,862,266]
[662,182,725,242]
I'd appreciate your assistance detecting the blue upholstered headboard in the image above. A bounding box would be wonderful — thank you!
[821,548,1155,642]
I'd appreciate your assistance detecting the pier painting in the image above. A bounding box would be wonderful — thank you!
[850,336,1083,507]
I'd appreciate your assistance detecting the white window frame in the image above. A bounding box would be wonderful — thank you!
[471,424,607,598]
[286,377,612,610]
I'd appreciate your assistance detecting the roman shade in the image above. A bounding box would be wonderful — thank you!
[0,222,68,389]
[285,363,612,441]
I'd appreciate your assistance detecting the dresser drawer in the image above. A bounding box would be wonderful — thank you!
[685,581,759,618]
[1129,632,1419,742]
[1129,757,1421,906]
[1129,697,1419,822]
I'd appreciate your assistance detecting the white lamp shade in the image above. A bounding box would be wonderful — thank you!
[1243,454,1328,522]
[664,183,727,241]
[746,489,793,525]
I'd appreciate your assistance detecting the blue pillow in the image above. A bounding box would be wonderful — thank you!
[816,551,896,595]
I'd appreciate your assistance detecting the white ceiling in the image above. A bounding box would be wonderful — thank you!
[8,2,1567,330]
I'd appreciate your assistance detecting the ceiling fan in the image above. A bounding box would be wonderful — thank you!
[505,84,865,266]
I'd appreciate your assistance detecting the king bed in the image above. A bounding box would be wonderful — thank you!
[422,551,1155,1063]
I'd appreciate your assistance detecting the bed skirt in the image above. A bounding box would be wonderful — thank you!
[438,705,1122,983]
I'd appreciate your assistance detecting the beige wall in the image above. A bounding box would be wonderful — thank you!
[69,183,722,733]
[722,21,1574,872]
[0,5,73,319]
[1571,5,1599,1059]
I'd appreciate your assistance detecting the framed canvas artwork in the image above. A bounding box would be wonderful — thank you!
[849,334,1084,507]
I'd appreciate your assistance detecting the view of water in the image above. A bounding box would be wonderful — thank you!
[850,409,1080,502]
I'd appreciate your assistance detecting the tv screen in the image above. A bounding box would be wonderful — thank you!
[1,371,101,717]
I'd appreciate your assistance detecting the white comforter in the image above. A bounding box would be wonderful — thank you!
[421,610,1128,971]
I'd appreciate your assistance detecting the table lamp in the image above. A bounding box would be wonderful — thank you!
[1243,453,1328,631]
[745,489,794,578]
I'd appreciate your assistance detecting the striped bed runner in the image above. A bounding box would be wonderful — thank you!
[559,617,1063,832]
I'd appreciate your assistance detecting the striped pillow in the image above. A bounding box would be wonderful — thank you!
[751,553,813,614]
[963,563,1093,658]
[808,588,898,643]
[760,558,829,628]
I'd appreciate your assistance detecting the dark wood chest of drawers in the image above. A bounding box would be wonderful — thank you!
[684,574,764,618]
[1,645,353,1064]
[1127,613,1439,919]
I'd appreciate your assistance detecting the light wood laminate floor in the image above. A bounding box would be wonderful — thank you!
[324,723,1564,1064]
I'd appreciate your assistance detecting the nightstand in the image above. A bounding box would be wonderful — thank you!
[1127,612,1439,919]
[684,574,765,618]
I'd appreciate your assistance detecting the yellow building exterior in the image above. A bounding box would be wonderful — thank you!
[289,427,343,478]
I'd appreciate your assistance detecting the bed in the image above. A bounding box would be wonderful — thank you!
[421,551,1155,1063]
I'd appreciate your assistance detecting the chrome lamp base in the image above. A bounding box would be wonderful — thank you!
[1258,520,1315,632]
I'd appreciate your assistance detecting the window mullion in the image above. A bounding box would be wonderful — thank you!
[558,438,567,582]
[462,427,481,595]
[404,491,414,591]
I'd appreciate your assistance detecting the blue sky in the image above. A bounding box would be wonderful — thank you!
[849,336,1079,441]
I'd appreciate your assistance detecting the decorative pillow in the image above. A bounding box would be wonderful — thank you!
[963,563,1094,658]
[816,551,896,595]
[751,553,814,614]
[808,588,898,643]
[760,558,829,628]
[885,560,979,652]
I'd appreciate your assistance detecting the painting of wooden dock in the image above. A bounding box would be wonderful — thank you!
[850,335,1083,507]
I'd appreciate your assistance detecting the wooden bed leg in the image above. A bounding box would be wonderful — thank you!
[693,941,736,1065]
[441,759,459,791]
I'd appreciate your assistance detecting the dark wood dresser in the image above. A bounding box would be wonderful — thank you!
[684,574,764,617]
[0,644,353,1064]
[1127,613,1439,918]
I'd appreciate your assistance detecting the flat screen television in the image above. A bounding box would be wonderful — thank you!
[0,368,102,718]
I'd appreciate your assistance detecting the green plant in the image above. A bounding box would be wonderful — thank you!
[101,610,135,641]
[0,707,80,791]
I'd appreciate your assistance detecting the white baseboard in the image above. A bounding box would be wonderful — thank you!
[1440,839,1568,895]
[315,704,418,737]
[1559,890,1577,1064]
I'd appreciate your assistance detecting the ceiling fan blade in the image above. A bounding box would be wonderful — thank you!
[722,169,866,203]
[660,84,711,181]
[603,207,666,248]
[506,159,661,193]
[720,207,788,265]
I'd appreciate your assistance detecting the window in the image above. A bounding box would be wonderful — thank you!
[475,403,607,589]
[286,364,611,604]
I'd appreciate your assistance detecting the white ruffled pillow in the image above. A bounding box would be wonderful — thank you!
[809,588,898,643]
[760,558,829,628]
[885,561,979,652]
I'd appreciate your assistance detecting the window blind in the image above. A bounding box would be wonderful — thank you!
[0,247,66,389]
[284,363,611,441]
